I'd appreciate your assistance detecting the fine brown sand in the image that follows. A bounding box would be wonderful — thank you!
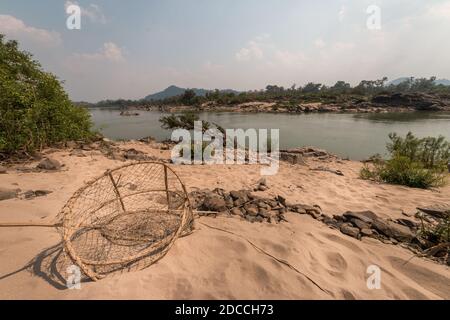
[0,141,449,299]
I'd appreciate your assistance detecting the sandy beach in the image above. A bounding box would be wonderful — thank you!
[0,141,449,300]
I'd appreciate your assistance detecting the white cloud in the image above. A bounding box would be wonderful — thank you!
[0,15,61,46]
[73,42,125,62]
[274,50,306,67]
[235,39,265,62]
[426,1,450,19]
[65,1,107,24]
[314,38,326,49]
[338,5,346,22]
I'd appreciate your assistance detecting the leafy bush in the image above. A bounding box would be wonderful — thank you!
[419,214,450,245]
[361,132,449,188]
[0,35,93,154]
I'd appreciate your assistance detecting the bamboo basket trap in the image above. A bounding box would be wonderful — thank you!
[0,162,194,281]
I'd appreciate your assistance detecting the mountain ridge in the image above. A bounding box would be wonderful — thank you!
[144,85,239,101]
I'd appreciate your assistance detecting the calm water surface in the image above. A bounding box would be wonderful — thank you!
[90,109,450,160]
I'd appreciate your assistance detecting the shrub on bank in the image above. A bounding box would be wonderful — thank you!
[0,35,93,155]
[360,132,449,189]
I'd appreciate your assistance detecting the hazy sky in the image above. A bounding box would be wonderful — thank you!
[1,0,449,102]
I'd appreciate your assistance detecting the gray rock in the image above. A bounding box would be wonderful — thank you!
[340,223,360,238]
[417,205,450,219]
[280,152,307,165]
[244,205,259,217]
[371,219,415,242]
[343,210,377,224]
[257,178,267,186]
[124,148,148,161]
[323,217,340,229]
[30,151,43,160]
[0,188,19,201]
[230,208,244,216]
[230,190,250,201]
[291,205,307,214]
[202,195,227,212]
[276,195,287,206]
[255,216,264,223]
[245,215,257,223]
[256,184,269,191]
[360,228,374,237]
[35,190,53,197]
[396,218,418,229]
[37,158,61,170]
[23,189,53,200]
[258,208,271,218]
[350,218,370,230]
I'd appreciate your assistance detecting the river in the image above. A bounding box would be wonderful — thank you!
[90,109,450,160]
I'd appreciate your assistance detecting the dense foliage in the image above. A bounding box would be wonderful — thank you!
[90,76,450,109]
[361,132,449,189]
[0,35,93,154]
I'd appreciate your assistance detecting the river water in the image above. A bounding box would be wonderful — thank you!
[90,109,450,160]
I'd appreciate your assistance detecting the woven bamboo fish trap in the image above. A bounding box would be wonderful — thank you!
[1,162,193,281]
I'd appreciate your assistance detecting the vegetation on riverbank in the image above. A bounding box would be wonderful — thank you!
[86,76,450,112]
[0,35,93,157]
[361,132,450,189]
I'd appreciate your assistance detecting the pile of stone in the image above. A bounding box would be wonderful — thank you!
[320,208,449,265]
[189,189,302,223]
[321,210,416,244]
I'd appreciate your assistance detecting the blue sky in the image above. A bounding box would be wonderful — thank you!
[1,0,449,102]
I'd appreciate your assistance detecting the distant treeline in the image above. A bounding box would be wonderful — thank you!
[83,76,450,109]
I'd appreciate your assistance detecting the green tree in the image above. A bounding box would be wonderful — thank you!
[0,35,93,154]
[180,89,197,105]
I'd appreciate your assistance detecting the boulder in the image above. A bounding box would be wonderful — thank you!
[417,205,450,219]
[244,205,259,217]
[37,158,61,170]
[343,210,377,224]
[323,216,340,229]
[124,148,148,161]
[256,184,269,191]
[350,218,370,230]
[371,219,415,242]
[360,228,374,237]
[245,215,257,223]
[0,188,19,201]
[202,195,227,212]
[258,208,271,218]
[230,190,249,202]
[280,152,307,165]
[340,223,360,239]
[230,208,244,216]
[396,218,418,229]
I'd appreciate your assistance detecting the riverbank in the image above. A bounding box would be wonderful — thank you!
[0,140,449,299]
[119,92,450,114]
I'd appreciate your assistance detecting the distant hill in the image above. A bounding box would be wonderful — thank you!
[144,85,239,101]
[435,79,450,86]
[388,77,450,86]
